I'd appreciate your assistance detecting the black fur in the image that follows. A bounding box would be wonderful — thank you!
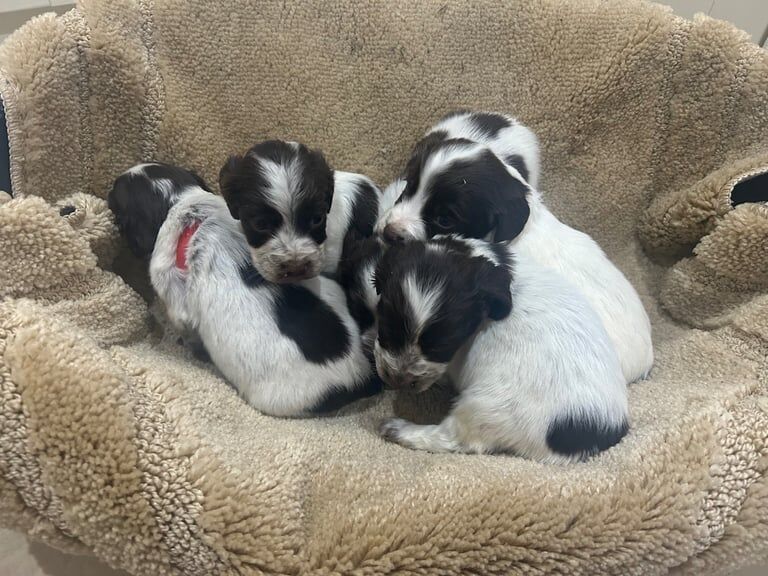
[239,262,266,288]
[399,133,472,200]
[546,415,629,458]
[274,284,350,363]
[308,374,384,414]
[424,148,530,241]
[503,153,529,183]
[469,112,512,138]
[108,163,210,258]
[338,231,382,332]
[218,140,334,247]
[375,239,513,363]
[347,179,381,237]
[398,136,531,242]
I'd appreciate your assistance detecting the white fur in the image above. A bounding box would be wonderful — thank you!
[430,111,541,188]
[150,188,373,417]
[381,243,628,463]
[403,274,443,331]
[323,171,378,275]
[376,117,653,383]
[250,154,324,281]
[250,163,379,281]
[509,190,654,383]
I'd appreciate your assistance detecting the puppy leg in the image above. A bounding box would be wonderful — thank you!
[381,395,507,454]
[380,414,466,453]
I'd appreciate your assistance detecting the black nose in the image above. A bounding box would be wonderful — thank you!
[280,260,312,280]
[381,371,416,390]
[382,225,406,245]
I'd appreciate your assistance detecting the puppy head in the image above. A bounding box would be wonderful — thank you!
[219,140,335,283]
[372,236,513,392]
[377,134,530,245]
[108,163,210,258]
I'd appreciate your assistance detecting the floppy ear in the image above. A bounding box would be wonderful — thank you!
[189,169,212,192]
[493,173,530,242]
[372,244,403,296]
[303,146,335,209]
[108,177,172,258]
[218,155,242,219]
[476,260,513,320]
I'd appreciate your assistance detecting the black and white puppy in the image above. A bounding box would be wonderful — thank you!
[219,140,381,283]
[426,110,540,187]
[376,113,653,384]
[109,163,381,417]
[374,236,629,462]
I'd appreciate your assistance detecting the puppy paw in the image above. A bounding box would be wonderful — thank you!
[379,418,410,445]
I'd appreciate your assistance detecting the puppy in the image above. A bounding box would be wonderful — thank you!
[219,140,382,283]
[426,110,540,187]
[376,119,653,384]
[374,236,629,462]
[109,163,381,417]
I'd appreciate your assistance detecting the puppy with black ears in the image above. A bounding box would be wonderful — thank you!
[376,111,653,385]
[109,162,381,417]
[219,140,382,284]
[373,236,629,462]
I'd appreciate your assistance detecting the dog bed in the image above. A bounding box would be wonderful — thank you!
[1,0,767,574]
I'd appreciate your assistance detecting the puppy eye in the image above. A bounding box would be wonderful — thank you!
[310,213,326,228]
[434,215,454,230]
[245,212,281,231]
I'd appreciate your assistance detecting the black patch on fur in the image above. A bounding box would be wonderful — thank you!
[347,179,381,237]
[308,374,384,414]
[546,415,629,458]
[504,154,529,183]
[399,134,474,200]
[218,140,334,247]
[470,112,512,138]
[375,239,512,363]
[239,262,266,288]
[108,162,211,258]
[338,231,383,332]
[420,149,530,241]
[59,205,76,216]
[274,284,350,363]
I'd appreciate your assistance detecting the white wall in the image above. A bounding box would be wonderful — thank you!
[663,0,768,44]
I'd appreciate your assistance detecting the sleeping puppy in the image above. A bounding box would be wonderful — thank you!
[376,119,653,384]
[425,110,540,187]
[373,236,629,462]
[109,163,381,417]
[219,140,382,283]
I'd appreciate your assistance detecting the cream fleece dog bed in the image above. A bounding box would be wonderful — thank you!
[1,1,768,574]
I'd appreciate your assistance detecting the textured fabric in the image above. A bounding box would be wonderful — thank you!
[0,1,767,574]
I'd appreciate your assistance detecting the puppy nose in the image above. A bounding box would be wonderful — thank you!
[382,224,407,245]
[382,371,416,390]
[280,260,312,279]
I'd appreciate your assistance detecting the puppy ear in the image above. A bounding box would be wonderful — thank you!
[493,174,530,242]
[218,155,242,219]
[373,244,401,296]
[475,260,512,320]
[108,176,172,258]
[303,147,335,209]
[189,169,212,192]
